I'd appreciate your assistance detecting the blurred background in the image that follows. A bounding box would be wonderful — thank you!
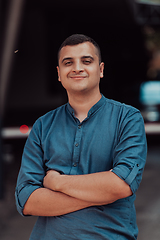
[0,0,160,239]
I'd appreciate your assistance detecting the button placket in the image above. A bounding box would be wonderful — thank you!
[70,124,83,174]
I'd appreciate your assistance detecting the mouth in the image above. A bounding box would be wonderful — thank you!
[70,76,87,80]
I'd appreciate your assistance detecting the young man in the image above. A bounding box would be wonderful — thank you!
[15,34,147,239]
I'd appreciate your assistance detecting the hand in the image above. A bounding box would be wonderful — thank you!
[43,170,61,191]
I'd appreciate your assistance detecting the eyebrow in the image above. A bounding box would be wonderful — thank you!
[61,56,94,63]
[62,57,73,63]
[81,56,94,61]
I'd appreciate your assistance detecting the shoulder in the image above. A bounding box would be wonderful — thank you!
[103,97,141,118]
[102,96,144,127]
[36,103,67,124]
[29,103,67,138]
[104,97,139,113]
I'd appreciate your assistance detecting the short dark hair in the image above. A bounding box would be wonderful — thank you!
[58,34,102,64]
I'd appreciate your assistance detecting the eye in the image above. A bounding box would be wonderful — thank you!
[63,60,73,66]
[65,61,72,66]
[83,60,92,65]
[82,57,94,65]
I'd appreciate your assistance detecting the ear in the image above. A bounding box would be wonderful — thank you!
[100,62,104,78]
[57,66,61,82]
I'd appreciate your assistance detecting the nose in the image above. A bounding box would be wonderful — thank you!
[72,60,84,73]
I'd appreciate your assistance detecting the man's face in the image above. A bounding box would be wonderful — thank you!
[57,42,104,95]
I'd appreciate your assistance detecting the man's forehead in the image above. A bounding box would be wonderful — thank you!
[59,42,98,60]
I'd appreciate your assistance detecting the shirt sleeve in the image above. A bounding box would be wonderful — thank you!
[15,119,45,216]
[111,109,147,194]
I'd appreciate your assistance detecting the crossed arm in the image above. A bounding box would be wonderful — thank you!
[23,170,132,216]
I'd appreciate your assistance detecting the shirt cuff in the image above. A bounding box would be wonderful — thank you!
[112,163,140,194]
[15,185,41,216]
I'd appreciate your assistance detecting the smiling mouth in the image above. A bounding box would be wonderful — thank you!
[70,76,87,80]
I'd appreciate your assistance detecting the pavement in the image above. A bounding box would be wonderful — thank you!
[136,145,160,240]
[0,140,160,240]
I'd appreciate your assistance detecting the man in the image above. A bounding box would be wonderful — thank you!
[15,34,147,239]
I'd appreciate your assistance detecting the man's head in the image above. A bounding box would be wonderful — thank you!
[57,34,104,96]
[58,34,102,65]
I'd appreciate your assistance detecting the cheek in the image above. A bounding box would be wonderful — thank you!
[60,68,71,78]
[58,72,66,82]
[90,68,101,80]
[88,65,100,74]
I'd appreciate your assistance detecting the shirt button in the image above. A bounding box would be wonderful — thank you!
[78,125,81,129]
[73,163,77,167]
[137,164,139,167]
[75,143,79,147]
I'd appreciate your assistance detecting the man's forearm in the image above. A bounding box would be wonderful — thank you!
[44,171,132,204]
[23,187,99,217]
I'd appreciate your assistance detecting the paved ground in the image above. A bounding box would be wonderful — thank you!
[0,140,160,240]
[136,145,160,240]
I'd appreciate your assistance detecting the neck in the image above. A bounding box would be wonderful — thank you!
[68,90,102,122]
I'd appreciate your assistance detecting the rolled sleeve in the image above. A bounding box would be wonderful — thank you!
[15,185,40,216]
[112,110,147,194]
[15,119,45,216]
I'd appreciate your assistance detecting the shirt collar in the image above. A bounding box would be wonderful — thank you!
[67,94,106,118]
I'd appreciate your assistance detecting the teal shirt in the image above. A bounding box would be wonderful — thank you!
[15,95,147,239]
